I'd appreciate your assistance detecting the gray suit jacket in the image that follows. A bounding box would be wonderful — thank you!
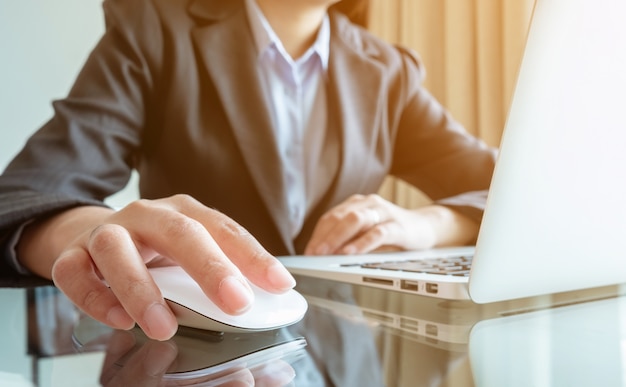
[0,0,496,275]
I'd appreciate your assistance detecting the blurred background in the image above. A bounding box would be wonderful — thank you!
[367,0,536,206]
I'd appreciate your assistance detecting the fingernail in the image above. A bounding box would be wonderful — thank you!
[144,303,178,340]
[219,276,254,314]
[107,306,135,330]
[267,263,296,291]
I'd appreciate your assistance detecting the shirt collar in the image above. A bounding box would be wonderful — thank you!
[245,0,330,69]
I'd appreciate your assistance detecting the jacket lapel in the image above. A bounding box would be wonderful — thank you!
[295,13,386,252]
[188,0,293,250]
[326,13,386,207]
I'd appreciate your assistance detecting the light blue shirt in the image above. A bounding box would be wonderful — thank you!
[245,0,331,238]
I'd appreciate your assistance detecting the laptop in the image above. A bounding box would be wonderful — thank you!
[280,0,626,304]
[290,273,577,352]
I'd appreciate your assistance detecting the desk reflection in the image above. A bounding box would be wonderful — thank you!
[29,287,313,386]
[27,283,474,386]
[470,296,626,387]
[17,281,626,386]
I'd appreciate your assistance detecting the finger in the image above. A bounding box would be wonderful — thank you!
[338,221,389,254]
[51,247,136,332]
[307,206,381,255]
[305,194,378,255]
[367,207,382,227]
[305,207,356,255]
[120,204,256,314]
[202,209,296,294]
[88,223,178,341]
[148,195,295,294]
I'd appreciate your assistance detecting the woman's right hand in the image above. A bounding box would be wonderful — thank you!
[17,194,296,341]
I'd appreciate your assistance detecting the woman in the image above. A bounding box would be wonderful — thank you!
[0,0,496,340]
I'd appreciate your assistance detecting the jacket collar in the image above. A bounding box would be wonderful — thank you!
[187,0,241,21]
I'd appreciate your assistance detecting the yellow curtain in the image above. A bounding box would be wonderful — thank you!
[369,0,536,206]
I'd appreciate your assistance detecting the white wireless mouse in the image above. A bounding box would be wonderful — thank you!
[148,266,308,333]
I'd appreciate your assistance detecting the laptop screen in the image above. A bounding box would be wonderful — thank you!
[469,0,626,302]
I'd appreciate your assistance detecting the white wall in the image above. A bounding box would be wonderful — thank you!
[0,290,31,385]
[0,0,138,207]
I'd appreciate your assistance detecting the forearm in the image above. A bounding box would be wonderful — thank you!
[17,206,116,279]
[413,205,480,247]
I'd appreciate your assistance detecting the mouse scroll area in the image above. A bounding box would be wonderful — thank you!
[149,266,308,333]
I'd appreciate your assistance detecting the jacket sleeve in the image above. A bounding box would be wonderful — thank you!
[389,47,497,224]
[0,0,163,276]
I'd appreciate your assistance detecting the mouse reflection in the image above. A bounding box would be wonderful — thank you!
[73,318,308,386]
[99,330,298,386]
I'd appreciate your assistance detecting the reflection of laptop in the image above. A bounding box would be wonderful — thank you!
[280,0,626,303]
[292,274,619,356]
[294,275,497,352]
[469,296,626,386]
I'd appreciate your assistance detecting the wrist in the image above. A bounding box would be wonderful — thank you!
[414,205,479,247]
[17,206,114,279]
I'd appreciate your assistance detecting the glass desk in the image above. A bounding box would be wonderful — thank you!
[1,276,625,386]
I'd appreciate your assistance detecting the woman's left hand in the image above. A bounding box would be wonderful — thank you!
[304,194,479,255]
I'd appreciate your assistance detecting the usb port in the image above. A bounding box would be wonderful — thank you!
[426,283,439,294]
[401,280,419,292]
[363,311,394,324]
[399,317,419,331]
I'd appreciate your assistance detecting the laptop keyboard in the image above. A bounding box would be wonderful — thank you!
[341,255,473,277]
